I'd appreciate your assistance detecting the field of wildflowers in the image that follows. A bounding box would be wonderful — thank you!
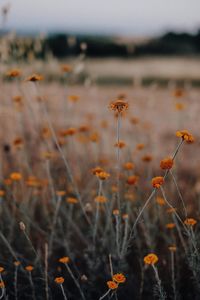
[0,62,199,300]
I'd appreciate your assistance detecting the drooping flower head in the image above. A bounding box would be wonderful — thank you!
[176,130,194,144]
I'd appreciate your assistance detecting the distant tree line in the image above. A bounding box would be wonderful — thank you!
[1,30,200,60]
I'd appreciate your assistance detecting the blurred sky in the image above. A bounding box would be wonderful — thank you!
[3,0,200,36]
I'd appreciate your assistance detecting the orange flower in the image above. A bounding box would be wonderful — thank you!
[25,265,34,272]
[168,245,177,252]
[160,157,173,170]
[124,192,135,202]
[64,128,77,136]
[130,117,139,125]
[184,218,197,226]
[107,280,118,290]
[112,273,126,283]
[95,196,107,203]
[0,190,5,197]
[156,197,165,206]
[0,281,5,289]
[10,172,22,181]
[126,175,139,185]
[152,176,164,188]
[79,125,90,132]
[176,130,194,143]
[55,277,65,284]
[90,132,100,143]
[26,74,43,82]
[56,191,66,196]
[96,171,110,180]
[123,162,134,170]
[68,95,79,102]
[4,178,12,186]
[113,209,120,216]
[12,95,23,103]
[136,143,145,150]
[59,257,70,264]
[6,69,21,78]
[166,223,176,229]
[66,197,78,204]
[175,103,185,111]
[173,88,184,98]
[61,64,72,73]
[109,99,128,113]
[14,261,21,267]
[115,141,126,148]
[142,155,153,162]
[144,253,158,265]
[13,137,24,149]
[0,267,4,273]
[166,207,177,214]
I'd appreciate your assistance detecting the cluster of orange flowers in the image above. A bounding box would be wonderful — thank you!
[91,166,110,180]
[107,273,126,290]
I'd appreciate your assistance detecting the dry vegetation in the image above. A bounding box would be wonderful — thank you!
[0,65,200,300]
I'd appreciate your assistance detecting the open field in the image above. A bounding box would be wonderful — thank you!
[0,62,200,300]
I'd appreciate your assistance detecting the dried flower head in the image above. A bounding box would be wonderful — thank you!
[184,218,197,226]
[160,157,173,170]
[13,137,24,149]
[144,253,158,265]
[176,130,194,143]
[25,265,34,272]
[0,281,5,289]
[152,176,164,188]
[95,195,107,203]
[56,191,66,197]
[0,190,5,197]
[112,273,126,283]
[66,197,78,204]
[26,74,43,82]
[126,175,139,185]
[55,277,65,284]
[123,162,134,170]
[59,257,70,264]
[68,95,79,102]
[173,89,184,98]
[168,245,177,252]
[156,197,165,206]
[96,171,110,180]
[61,64,72,72]
[142,155,153,162]
[175,103,185,111]
[10,172,22,181]
[136,143,145,150]
[109,99,128,113]
[115,141,126,148]
[107,280,118,290]
[166,223,176,229]
[6,69,21,78]
[113,209,120,216]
